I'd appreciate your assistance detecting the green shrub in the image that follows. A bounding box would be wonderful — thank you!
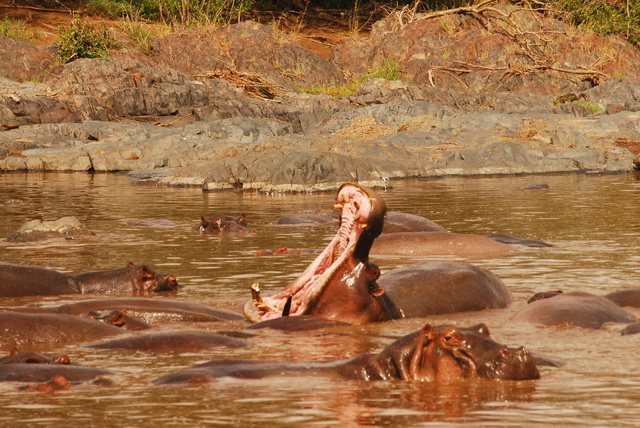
[1,15,40,43]
[543,0,640,46]
[301,57,402,97]
[121,19,156,55]
[57,16,120,63]
[86,0,253,26]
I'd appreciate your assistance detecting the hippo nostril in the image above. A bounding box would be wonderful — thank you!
[500,349,510,357]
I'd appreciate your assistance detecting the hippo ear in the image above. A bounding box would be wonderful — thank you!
[141,266,155,280]
[110,311,126,327]
[9,348,19,356]
[420,323,438,342]
[474,323,491,337]
[127,262,135,268]
[370,286,385,297]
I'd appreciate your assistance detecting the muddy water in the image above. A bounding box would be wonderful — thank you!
[1,172,640,427]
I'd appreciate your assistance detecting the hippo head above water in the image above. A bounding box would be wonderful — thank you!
[373,323,540,382]
[244,183,402,325]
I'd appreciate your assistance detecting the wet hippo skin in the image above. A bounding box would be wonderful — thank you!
[378,261,514,317]
[0,312,125,347]
[0,262,179,297]
[86,331,248,352]
[13,297,244,323]
[371,232,514,258]
[153,323,539,385]
[512,291,636,329]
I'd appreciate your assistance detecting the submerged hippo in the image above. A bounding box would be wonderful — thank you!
[605,288,640,307]
[0,312,125,346]
[196,214,252,233]
[86,331,248,352]
[153,323,540,385]
[371,232,514,258]
[86,310,152,330]
[0,262,179,297]
[512,291,636,329]
[0,364,113,384]
[378,261,514,317]
[382,212,447,234]
[0,349,70,365]
[14,297,244,324]
[244,183,403,325]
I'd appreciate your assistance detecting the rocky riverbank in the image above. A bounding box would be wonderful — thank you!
[1,4,640,192]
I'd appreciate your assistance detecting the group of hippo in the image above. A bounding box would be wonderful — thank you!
[1,182,639,390]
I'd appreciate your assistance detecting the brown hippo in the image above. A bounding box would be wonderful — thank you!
[0,262,178,297]
[86,310,152,330]
[86,331,248,352]
[196,214,253,233]
[152,323,540,385]
[244,183,403,325]
[511,291,636,329]
[0,312,125,347]
[13,297,244,323]
[605,289,640,307]
[371,232,514,258]
[0,364,113,384]
[378,261,514,317]
[0,349,70,365]
[382,212,448,234]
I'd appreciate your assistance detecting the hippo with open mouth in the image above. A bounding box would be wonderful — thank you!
[244,183,403,325]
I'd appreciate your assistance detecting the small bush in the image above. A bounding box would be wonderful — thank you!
[301,57,402,98]
[543,0,640,46]
[57,16,120,63]
[120,19,156,55]
[1,15,40,43]
[86,0,253,26]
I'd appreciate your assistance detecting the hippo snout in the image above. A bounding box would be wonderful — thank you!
[156,274,179,292]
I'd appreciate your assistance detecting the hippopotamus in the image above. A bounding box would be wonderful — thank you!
[86,310,152,330]
[511,291,636,329]
[0,349,70,365]
[382,212,447,233]
[13,297,244,324]
[605,288,640,307]
[377,261,514,317]
[86,331,248,352]
[196,214,253,233]
[0,262,178,297]
[0,364,113,384]
[621,322,640,336]
[371,231,515,258]
[0,312,125,347]
[244,183,403,325]
[152,323,540,385]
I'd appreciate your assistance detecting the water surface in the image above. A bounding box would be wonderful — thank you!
[1,172,640,427]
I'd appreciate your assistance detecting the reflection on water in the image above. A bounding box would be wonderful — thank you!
[1,171,640,426]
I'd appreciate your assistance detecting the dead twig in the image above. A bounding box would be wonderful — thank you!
[200,69,288,99]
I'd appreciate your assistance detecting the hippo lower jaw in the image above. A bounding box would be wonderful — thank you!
[244,184,374,323]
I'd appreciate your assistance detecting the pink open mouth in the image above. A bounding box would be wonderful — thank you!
[244,184,373,322]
